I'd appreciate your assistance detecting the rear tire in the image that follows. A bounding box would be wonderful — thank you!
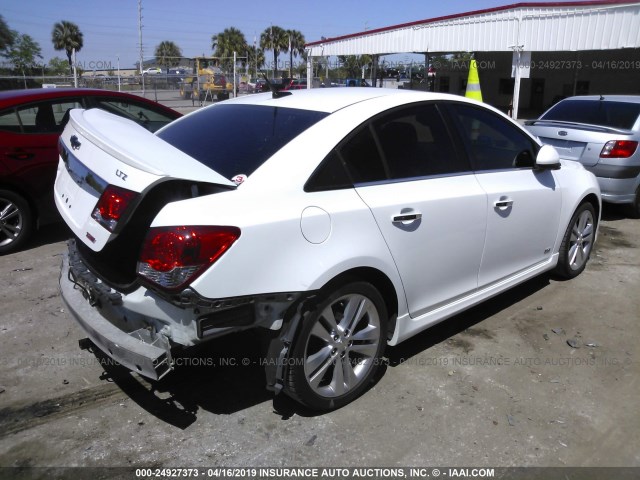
[285,281,387,410]
[624,186,640,219]
[554,202,596,279]
[0,190,34,255]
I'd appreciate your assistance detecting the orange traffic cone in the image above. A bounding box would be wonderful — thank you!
[465,59,483,102]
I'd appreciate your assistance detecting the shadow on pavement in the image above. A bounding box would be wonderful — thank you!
[90,273,552,425]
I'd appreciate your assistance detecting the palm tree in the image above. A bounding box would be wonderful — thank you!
[286,29,305,77]
[260,26,288,77]
[212,27,247,72]
[51,20,83,70]
[154,40,182,68]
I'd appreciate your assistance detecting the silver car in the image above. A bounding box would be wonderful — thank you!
[526,95,640,217]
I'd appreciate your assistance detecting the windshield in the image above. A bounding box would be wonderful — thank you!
[157,104,329,179]
[541,99,640,130]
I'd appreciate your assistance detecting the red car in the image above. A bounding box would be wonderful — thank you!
[0,88,181,254]
[282,78,307,90]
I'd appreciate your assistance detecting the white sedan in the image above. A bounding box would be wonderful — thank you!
[54,88,600,410]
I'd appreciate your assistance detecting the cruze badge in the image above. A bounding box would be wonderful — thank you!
[116,169,128,181]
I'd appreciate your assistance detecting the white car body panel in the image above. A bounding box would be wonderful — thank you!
[354,175,487,318]
[154,188,405,302]
[54,109,234,251]
[53,88,601,383]
[389,251,559,345]
[475,168,562,287]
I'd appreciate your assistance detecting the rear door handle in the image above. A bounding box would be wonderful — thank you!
[392,213,422,223]
[5,151,34,161]
[494,198,514,209]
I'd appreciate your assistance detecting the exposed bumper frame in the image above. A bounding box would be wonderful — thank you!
[60,251,172,380]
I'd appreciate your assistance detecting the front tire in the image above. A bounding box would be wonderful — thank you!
[554,202,596,279]
[285,281,387,410]
[0,190,33,255]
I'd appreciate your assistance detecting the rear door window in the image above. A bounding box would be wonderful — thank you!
[305,102,469,191]
[90,98,176,132]
[372,103,468,179]
[0,99,83,134]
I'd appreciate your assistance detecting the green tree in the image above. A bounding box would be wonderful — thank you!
[260,26,287,77]
[6,33,42,75]
[0,15,15,52]
[154,40,182,69]
[212,27,248,72]
[47,56,69,75]
[247,45,265,77]
[338,55,372,78]
[286,29,305,77]
[51,20,83,70]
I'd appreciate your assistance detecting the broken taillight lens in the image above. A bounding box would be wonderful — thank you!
[137,226,241,291]
[600,140,638,158]
[92,185,138,232]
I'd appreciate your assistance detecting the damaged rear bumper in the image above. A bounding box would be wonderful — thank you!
[59,249,172,380]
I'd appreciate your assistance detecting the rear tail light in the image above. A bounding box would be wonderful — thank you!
[92,185,139,232]
[600,140,638,158]
[138,226,240,291]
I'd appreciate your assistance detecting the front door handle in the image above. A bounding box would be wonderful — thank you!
[392,212,422,223]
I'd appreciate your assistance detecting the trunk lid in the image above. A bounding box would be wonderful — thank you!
[54,108,235,252]
[526,120,635,167]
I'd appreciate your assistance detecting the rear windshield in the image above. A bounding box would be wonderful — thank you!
[157,104,329,179]
[541,99,640,130]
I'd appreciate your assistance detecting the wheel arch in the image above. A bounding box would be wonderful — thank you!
[315,266,400,342]
[0,183,38,222]
[582,193,601,222]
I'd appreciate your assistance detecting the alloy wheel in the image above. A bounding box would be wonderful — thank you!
[0,198,23,248]
[567,208,595,271]
[303,293,381,398]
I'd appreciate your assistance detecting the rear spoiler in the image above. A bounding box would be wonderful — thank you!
[524,119,633,135]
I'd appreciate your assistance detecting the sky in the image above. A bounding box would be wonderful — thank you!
[1,0,563,70]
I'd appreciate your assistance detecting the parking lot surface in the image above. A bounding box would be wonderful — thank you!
[0,91,638,474]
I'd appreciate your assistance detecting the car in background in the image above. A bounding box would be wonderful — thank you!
[526,95,640,217]
[143,67,163,75]
[254,78,291,93]
[254,78,269,93]
[54,88,599,410]
[0,88,181,254]
[167,68,187,88]
[382,68,400,80]
[345,78,371,87]
[282,79,307,90]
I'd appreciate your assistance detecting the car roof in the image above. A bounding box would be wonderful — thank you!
[0,88,118,102]
[0,88,181,117]
[225,88,479,113]
[560,95,640,104]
